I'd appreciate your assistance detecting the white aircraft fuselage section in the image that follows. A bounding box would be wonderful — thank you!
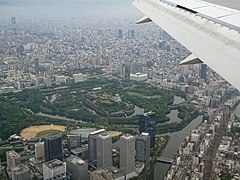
[133,0,240,91]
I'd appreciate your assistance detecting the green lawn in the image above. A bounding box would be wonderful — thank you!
[100,99,114,105]
[36,129,61,138]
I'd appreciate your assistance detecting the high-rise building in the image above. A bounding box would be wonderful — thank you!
[6,150,21,168]
[120,64,126,79]
[120,134,136,175]
[135,133,150,164]
[67,134,81,151]
[200,64,207,81]
[44,133,63,162]
[88,129,106,162]
[223,103,230,122]
[128,30,134,39]
[34,58,40,73]
[11,164,29,180]
[97,133,112,169]
[11,17,17,32]
[139,112,156,148]
[66,157,89,180]
[43,159,70,180]
[35,142,45,160]
[117,29,123,38]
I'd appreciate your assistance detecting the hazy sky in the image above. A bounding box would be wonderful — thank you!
[0,0,142,19]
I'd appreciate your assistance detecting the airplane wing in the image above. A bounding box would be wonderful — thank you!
[133,0,240,91]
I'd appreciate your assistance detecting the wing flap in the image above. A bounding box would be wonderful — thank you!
[180,54,203,65]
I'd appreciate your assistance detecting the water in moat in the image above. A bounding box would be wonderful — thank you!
[147,96,202,180]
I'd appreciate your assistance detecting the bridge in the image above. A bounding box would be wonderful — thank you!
[156,157,174,164]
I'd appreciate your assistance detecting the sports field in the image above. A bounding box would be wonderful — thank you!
[20,125,65,139]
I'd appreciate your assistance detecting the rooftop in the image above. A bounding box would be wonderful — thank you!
[89,129,106,135]
[67,157,86,166]
[44,159,64,169]
[11,164,29,173]
[121,134,134,140]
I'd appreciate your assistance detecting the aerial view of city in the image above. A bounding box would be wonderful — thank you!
[0,0,240,180]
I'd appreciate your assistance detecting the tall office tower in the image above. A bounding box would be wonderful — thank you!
[11,17,17,32]
[120,134,136,175]
[135,133,150,164]
[11,164,29,180]
[147,68,154,79]
[34,58,40,73]
[130,61,136,74]
[223,103,230,122]
[117,29,123,38]
[125,60,131,79]
[43,159,70,180]
[44,133,63,162]
[88,129,106,162]
[120,63,126,79]
[200,64,207,81]
[90,169,112,180]
[139,111,156,148]
[128,30,134,39]
[67,134,81,151]
[97,133,112,169]
[66,157,89,180]
[74,58,80,69]
[6,150,21,168]
[135,62,143,73]
[35,142,45,160]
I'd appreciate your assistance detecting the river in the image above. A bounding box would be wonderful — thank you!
[149,96,203,180]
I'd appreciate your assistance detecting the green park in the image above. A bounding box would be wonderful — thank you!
[0,77,199,141]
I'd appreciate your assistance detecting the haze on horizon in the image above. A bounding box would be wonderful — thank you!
[0,0,142,20]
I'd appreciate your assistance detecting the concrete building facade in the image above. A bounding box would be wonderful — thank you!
[11,164,29,180]
[97,133,112,169]
[6,150,21,168]
[67,134,81,151]
[66,157,89,180]
[35,142,45,159]
[120,134,136,175]
[88,129,106,162]
[136,132,150,164]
